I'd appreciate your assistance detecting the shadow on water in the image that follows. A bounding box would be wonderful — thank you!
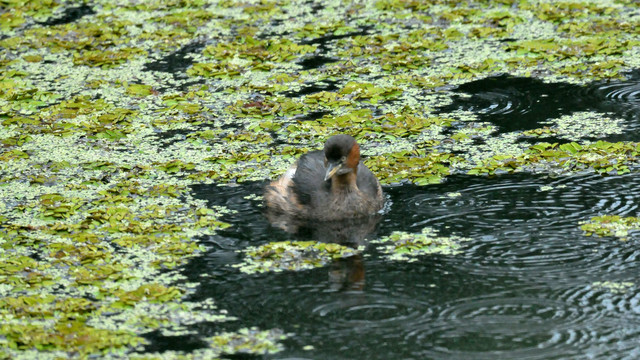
[168,170,640,359]
[440,72,640,142]
[293,110,332,121]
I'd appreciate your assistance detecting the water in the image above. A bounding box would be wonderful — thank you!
[440,72,640,142]
[37,5,95,26]
[176,74,640,359]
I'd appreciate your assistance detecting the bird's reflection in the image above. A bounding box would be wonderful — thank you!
[265,209,381,291]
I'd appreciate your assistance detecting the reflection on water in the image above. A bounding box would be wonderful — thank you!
[173,73,640,359]
[264,209,381,291]
[264,209,381,248]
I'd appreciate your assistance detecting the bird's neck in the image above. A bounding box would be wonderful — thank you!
[331,170,358,193]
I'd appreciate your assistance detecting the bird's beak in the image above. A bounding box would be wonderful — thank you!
[324,162,342,181]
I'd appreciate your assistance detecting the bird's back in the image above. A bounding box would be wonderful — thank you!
[291,150,329,207]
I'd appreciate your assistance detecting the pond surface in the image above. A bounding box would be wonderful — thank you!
[161,74,640,359]
[6,1,640,358]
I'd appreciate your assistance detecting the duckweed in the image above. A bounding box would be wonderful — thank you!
[469,141,640,176]
[209,327,288,355]
[371,227,471,262]
[235,241,362,274]
[591,281,635,294]
[580,215,640,240]
[2,0,640,357]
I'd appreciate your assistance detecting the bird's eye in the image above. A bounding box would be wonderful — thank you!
[340,156,346,163]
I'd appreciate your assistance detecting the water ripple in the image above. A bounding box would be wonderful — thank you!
[438,75,587,133]
[460,90,529,116]
[587,79,640,105]
[382,173,640,280]
[311,293,431,335]
[439,73,640,142]
[575,73,640,141]
[404,292,603,360]
[391,173,640,233]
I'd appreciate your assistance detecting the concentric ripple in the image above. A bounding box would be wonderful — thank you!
[547,284,640,358]
[439,73,640,141]
[587,79,640,105]
[404,293,607,360]
[552,283,640,315]
[380,172,640,279]
[456,90,530,116]
[311,293,432,335]
[577,72,640,141]
[438,75,589,133]
[386,173,640,233]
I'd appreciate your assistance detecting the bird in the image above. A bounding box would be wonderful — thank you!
[264,134,384,221]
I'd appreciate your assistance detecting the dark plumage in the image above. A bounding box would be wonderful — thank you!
[264,135,384,221]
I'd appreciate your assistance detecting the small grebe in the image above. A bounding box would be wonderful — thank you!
[265,135,384,221]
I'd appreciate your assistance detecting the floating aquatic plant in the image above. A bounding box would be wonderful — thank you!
[235,241,362,274]
[540,112,624,140]
[365,150,457,185]
[209,327,288,356]
[580,215,640,240]
[591,281,634,294]
[469,141,639,176]
[372,227,470,262]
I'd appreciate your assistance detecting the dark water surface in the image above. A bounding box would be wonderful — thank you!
[441,71,640,142]
[180,74,640,359]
